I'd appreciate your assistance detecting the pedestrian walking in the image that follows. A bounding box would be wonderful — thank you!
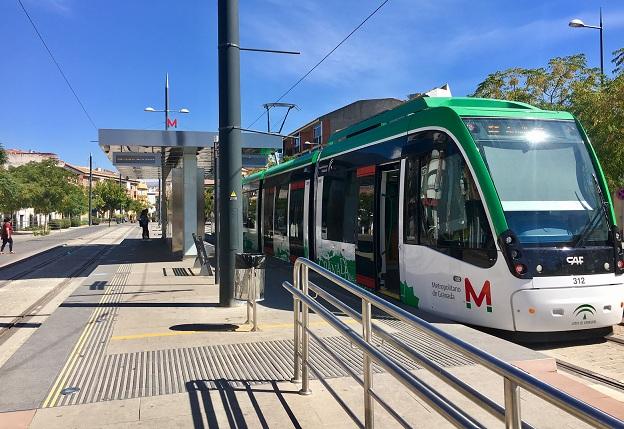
[1,217,14,254]
[139,209,149,240]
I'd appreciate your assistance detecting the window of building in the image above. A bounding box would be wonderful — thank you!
[294,133,301,153]
[313,122,322,145]
[321,169,357,243]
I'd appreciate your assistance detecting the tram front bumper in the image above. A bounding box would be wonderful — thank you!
[511,284,624,332]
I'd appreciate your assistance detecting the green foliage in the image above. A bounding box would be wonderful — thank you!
[0,143,7,168]
[128,197,149,215]
[32,228,50,236]
[11,159,74,231]
[471,50,624,188]
[93,180,127,225]
[71,218,81,227]
[613,48,624,76]
[472,54,600,110]
[0,170,24,215]
[204,186,214,220]
[48,219,62,230]
[61,185,88,218]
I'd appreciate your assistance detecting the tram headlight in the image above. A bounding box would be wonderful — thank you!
[604,262,611,271]
[536,264,543,273]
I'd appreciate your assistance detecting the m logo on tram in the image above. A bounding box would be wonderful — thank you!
[465,279,492,313]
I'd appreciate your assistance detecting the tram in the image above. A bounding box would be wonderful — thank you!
[242,97,624,333]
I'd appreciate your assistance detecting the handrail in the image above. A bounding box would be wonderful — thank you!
[283,257,624,429]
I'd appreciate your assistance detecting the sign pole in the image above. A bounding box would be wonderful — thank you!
[217,0,243,307]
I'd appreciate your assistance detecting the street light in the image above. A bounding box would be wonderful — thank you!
[143,73,190,239]
[569,9,604,82]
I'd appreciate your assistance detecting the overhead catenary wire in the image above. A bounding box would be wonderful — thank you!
[17,0,98,130]
[247,0,390,129]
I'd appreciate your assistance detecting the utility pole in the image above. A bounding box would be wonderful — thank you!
[599,7,604,85]
[162,73,170,239]
[88,153,93,226]
[217,0,243,307]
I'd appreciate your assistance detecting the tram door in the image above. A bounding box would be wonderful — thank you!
[355,166,376,289]
[379,166,401,298]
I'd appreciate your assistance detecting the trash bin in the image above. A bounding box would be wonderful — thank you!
[234,253,266,331]
[234,253,266,301]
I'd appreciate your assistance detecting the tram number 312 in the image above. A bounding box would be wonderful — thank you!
[573,277,586,285]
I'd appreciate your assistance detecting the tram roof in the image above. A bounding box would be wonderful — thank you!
[242,97,575,183]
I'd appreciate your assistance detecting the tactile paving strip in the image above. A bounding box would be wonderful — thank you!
[46,266,474,407]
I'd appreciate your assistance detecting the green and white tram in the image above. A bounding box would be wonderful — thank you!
[242,97,624,333]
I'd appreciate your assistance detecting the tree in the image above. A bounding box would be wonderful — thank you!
[61,185,88,219]
[471,50,624,188]
[0,143,8,168]
[472,54,600,110]
[11,159,72,231]
[0,170,24,220]
[93,180,127,225]
[204,186,214,221]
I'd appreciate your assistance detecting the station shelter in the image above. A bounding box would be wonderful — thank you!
[98,128,281,257]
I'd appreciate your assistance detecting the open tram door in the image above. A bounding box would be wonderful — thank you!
[354,164,401,297]
[378,164,401,298]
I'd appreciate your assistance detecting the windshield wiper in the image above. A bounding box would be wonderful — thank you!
[572,174,609,248]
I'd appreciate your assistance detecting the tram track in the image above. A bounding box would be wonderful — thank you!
[556,358,624,394]
[0,227,135,346]
[0,226,117,285]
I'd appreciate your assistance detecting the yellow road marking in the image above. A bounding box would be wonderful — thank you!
[110,318,360,340]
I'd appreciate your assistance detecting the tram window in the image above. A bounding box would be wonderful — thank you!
[416,133,495,265]
[321,172,357,243]
[275,186,289,236]
[263,187,275,237]
[289,186,304,240]
[404,157,419,244]
[243,190,258,229]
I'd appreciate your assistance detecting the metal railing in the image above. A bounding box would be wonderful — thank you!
[282,258,624,429]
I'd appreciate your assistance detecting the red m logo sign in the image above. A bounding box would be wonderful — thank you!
[465,278,492,312]
[167,118,178,128]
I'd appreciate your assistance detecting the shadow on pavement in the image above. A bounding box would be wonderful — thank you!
[185,379,302,429]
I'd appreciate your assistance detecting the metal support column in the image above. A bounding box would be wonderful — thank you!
[88,153,93,226]
[217,0,243,307]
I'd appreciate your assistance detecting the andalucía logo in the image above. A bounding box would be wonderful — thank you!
[465,279,492,313]
[573,304,596,320]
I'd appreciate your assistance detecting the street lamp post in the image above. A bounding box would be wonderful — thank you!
[88,153,93,226]
[569,8,604,83]
[144,74,190,239]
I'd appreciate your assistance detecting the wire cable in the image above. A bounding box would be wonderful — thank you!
[17,0,98,130]
[247,0,390,129]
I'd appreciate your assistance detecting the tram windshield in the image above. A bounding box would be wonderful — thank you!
[464,118,610,247]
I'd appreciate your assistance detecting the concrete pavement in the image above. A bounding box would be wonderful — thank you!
[0,226,622,428]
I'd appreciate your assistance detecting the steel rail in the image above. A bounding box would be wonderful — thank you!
[284,282,485,429]
[284,257,624,429]
[0,227,134,345]
[307,281,531,428]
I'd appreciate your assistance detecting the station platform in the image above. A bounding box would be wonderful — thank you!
[0,227,623,428]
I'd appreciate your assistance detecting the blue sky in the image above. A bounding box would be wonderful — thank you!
[2,0,624,171]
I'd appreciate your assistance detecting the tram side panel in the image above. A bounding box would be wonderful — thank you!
[398,129,520,331]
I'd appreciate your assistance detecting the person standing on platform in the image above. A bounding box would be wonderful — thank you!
[139,209,150,240]
[1,217,14,254]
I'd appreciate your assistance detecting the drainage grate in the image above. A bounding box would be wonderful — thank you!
[163,267,195,277]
